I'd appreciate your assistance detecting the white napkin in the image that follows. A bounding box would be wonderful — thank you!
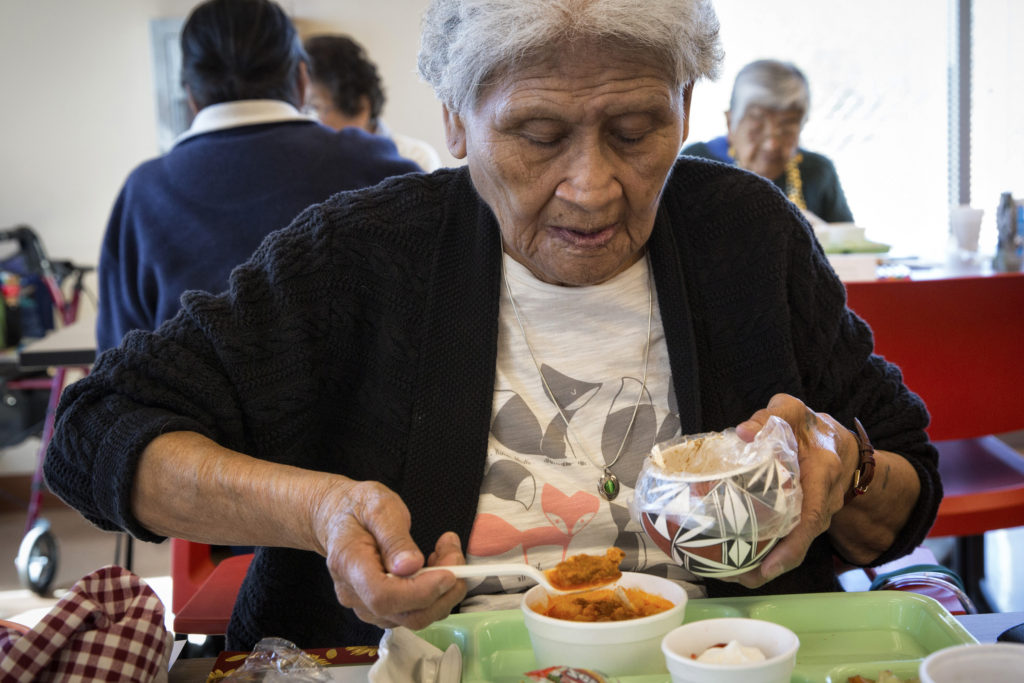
[367,627,462,683]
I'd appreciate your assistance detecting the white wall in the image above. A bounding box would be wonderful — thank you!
[0,0,448,290]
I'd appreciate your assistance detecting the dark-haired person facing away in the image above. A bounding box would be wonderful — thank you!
[95,0,421,352]
[304,34,443,171]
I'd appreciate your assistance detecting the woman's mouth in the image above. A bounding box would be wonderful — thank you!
[554,224,617,248]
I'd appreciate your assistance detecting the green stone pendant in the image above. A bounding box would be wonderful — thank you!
[599,471,620,501]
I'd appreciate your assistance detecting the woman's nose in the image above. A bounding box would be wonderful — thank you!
[760,131,786,152]
[555,142,622,210]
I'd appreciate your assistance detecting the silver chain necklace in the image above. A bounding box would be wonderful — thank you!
[501,255,653,501]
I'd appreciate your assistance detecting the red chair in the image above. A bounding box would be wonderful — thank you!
[0,618,31,635]
[836,545,976,615]
[845,273,1024,610]
[170,538,253,635]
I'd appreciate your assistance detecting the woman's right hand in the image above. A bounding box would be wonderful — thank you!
[312,479,466,630]
[134,432,465,630]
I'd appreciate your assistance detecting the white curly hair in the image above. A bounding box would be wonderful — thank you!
[417,0,723,113]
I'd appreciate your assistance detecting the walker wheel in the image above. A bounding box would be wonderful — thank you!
[15,519,59,596]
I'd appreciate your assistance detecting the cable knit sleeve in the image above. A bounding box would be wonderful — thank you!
[44,171,454,544]
[784,213,940,566]
[662,158,940,572]
[44,203,336,541]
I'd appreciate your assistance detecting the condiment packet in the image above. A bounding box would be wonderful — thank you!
[522,665,618,682]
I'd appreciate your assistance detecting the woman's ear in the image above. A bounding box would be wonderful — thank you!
[442,105,467,159]
[295,61,310,110]
[185,84,200,116]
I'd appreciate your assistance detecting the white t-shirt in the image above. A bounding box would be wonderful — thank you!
[375,119,443,172]
[461,254,702,611]
[391,131,443,172]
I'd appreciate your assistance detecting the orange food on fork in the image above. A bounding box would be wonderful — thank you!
[545,547,626,591]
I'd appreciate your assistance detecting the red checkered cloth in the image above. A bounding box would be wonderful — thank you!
[0,565,172,682]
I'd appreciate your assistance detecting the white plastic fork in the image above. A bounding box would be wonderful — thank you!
[405,563,615,595]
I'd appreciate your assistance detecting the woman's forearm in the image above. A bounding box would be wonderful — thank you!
[827,449,921,565]
[131,430,349,554]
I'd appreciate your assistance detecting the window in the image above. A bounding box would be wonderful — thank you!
[150,18,191,153]
[970,0,1024,253]
[686,1,1014,257]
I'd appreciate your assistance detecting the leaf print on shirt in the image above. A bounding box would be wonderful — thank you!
[478,459,536,510]
[490,382,588,460]
[538,365,601,459]
[491,390,546,456]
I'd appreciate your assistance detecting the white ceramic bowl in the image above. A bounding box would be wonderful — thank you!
[520,571,687,676]
[661,617,799,683]
[920,642,1024,682]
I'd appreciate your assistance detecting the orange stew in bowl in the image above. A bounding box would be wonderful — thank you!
[545,547,625,591]
[537,587,674,622]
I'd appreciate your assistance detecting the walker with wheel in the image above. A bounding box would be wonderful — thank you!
[1,225,92,596]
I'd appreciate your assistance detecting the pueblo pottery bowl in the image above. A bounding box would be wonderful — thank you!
[633,417,802,578]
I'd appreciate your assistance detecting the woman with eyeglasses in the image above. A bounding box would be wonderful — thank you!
[683,59,854,224]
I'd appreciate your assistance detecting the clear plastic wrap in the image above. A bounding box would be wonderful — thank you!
[630,416,802,578]
[223,637,332,681]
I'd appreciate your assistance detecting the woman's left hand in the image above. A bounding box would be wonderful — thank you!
[725,393,863,589]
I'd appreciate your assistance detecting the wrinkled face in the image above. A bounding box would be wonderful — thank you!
[726,105,803,181]
[443,44,690,286]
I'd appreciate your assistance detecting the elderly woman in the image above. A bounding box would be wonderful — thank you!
[683,59,854,223]
[44,0,938,650]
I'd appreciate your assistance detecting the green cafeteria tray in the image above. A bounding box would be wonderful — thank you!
[416,591,976,682]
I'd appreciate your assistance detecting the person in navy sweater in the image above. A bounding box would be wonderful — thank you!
[96,0,420,351]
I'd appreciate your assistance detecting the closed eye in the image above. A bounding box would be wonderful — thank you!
[516,118,566,148]
[615,131,646,144]
[523,134,564,148]
[610,112,659,146]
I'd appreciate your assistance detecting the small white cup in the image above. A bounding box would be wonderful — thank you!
[661,617,799,683]
[920,642,1024,682]
[949,205,984,252]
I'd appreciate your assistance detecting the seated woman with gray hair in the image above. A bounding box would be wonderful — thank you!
[44,0,936,650]
[684,59,854,223]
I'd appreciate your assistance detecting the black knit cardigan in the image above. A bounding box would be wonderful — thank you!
[44,159,940,649]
